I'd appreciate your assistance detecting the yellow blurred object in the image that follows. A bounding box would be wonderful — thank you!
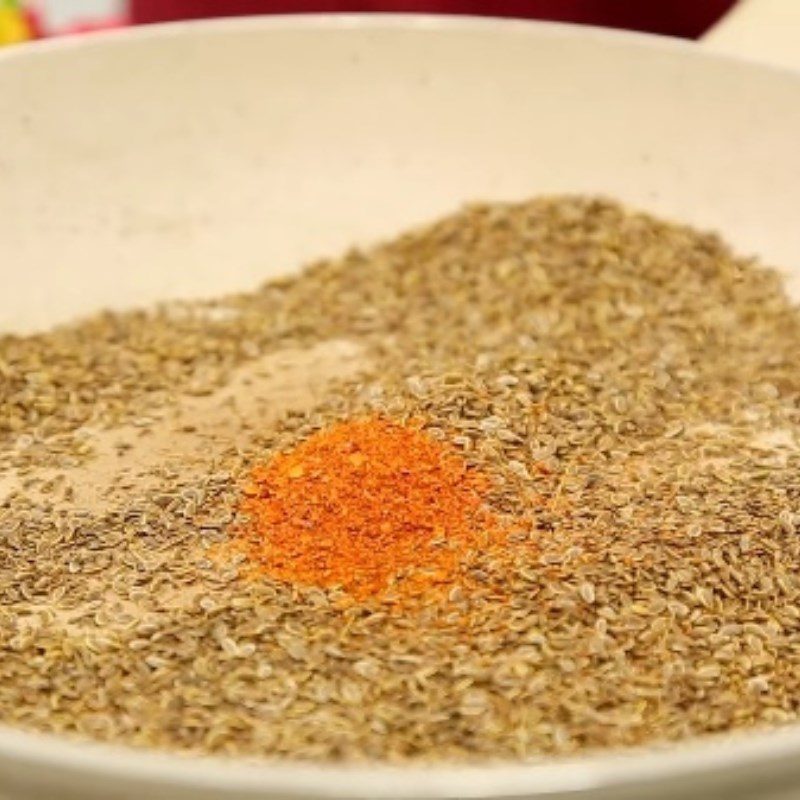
[0,4,31,45]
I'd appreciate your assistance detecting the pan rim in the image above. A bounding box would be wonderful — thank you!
[0,10,798,82]
[3,713,800,797]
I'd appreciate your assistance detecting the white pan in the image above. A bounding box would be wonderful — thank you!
[1,3,800,798]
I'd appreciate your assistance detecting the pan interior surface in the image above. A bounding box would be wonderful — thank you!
[1,14,800,335]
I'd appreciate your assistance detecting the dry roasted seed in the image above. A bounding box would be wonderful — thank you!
[2,196,799,765]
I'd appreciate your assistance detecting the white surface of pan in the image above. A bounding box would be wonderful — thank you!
[1,7,800,799]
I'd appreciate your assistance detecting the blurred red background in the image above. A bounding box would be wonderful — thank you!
[130,0,736,38]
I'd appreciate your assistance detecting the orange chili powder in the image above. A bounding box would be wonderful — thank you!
[233,416,502,601]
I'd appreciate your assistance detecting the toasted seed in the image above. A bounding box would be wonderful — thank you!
[2,196,800,765]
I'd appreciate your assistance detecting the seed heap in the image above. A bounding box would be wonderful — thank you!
[1,197,799,761]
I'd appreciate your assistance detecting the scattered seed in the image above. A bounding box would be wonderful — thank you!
[2,196,800,765]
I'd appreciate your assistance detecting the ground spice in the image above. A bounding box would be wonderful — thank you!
[233,416,502,601]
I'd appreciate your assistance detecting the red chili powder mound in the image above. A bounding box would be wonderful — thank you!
[233,416,504,601]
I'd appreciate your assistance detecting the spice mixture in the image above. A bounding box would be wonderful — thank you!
[1,197,799,761]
